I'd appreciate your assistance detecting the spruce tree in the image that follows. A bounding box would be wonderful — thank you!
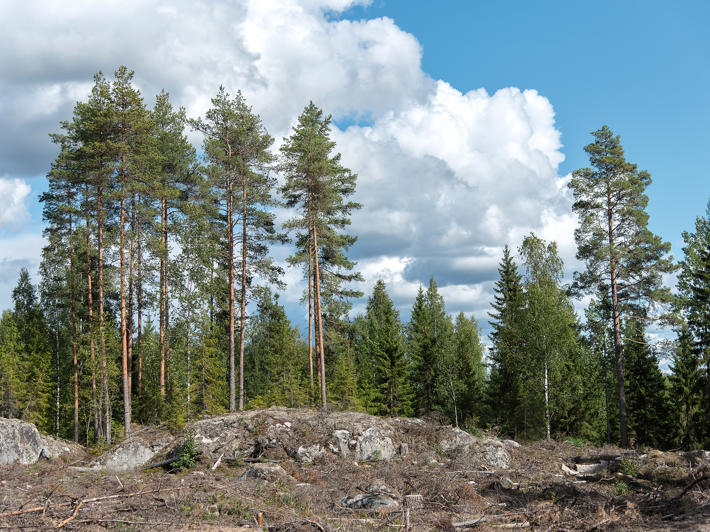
[0,311,23,418]
[360,280,411,416]
[487,246,524,436]
[11,269,52,431]
[583,293,617,444]
[623,318,672,448]
[246,289,308,408]
[408,278,452,416]
[569,125,675,447]
[669,325,704,450]
[676,200,710,445]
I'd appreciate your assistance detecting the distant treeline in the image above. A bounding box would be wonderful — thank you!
[0,67,708,451]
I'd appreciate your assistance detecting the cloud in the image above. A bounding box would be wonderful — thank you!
[0,233,45,310]
[338,81,572,292]
[0,0,578,329]
[0,0,428,177]
[0,178,31,229]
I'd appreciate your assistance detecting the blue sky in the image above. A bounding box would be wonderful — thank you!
[0,0,708,337]
[340,0,710,250]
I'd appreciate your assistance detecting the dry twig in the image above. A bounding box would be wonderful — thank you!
[54,500,82,529]
[0,486,182,518]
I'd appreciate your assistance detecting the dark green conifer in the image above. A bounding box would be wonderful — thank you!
[487,246,524,436]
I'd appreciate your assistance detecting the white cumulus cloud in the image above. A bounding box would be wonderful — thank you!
[0,177,31,229]
[0,0,578,326]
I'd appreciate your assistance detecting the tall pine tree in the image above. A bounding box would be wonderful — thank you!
[569,125,675,447]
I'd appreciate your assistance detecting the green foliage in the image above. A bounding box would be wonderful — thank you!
[623,319,673,449]
[0,311,23,418]
[357,280,412,416]
[247,289,309,408]
[3,68,700,457]
[280,102,363,406]
[486,245,525,436]
[172,434,200,471]
[569,125,676,447]
[408,278,451,416]
[676,200,710,447]
[612,479,630,496]
[618,458,639,477]
[9,270,53,431]
[669,326,704,450]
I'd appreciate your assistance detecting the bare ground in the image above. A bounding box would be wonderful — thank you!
[1,434,709,530]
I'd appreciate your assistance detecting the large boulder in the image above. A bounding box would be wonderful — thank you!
[356,427,396,461]
[91,427,174,471]
[0,418,82,465]
[438,426,511,470]
[239,462,292,482]
[340,479,400,509]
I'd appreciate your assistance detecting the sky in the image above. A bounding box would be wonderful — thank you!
[0,0,708,336]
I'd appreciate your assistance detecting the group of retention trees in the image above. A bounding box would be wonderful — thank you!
[1,68,709,451]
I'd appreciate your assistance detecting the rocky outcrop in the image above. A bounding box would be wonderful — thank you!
[0,418,82,465]
[81,407,510,472]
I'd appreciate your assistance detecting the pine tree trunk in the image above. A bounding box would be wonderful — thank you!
[164,202,171,399]
[136,194,143,399]
[159,197,166,399]
[308,240,314,393]
[97,171,110,444]
[186,301,191,423]
[55,322,59,437]
[84,183,99,442]
[227,144,236,412]
[607,187,628,447]
[312,220,327,409]
[128,193,136,396]
[120,160,131,436]
[68,190,79,443]
[238,169,247,411]
[544,360,550,440]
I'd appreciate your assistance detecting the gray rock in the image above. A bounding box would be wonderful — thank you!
[331,430,350,457]
[575,461,609,475]
[499,476,515,489]
[92,428,173,471]
[340,479,400,509]
[438,427,477,453]
[478,439,511,469]
[356,427,396,461]
[0,418,81,465]
[296,444,325,462]
[562,461,609,478]
[340,492,399,509]
[0,418,45,465]
[240,463,290,481]
[99,439,158,472]
[503,439,521,449]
